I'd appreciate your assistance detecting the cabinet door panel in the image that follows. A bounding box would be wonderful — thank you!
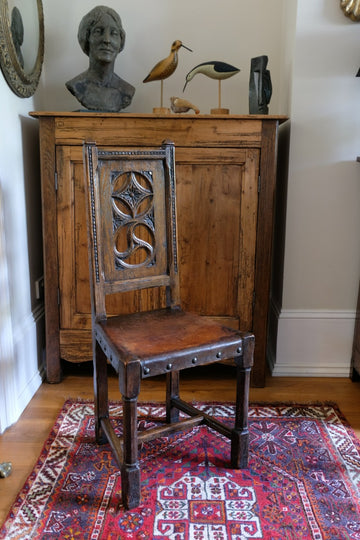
[176,147,259,331]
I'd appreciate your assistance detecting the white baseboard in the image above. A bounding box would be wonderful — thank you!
[268,302,356,377]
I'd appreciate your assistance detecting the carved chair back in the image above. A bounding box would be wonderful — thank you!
[83,141,180,321]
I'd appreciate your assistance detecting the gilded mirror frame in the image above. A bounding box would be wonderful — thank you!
[0,0,44,97]
[340,0,360,21]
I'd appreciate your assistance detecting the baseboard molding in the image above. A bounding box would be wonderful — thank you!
[268,301,355,377]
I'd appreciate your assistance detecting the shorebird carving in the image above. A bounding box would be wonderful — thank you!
[183,61,240,91]
[143,40,192,83]
[183,61,240,114]
[143,40,192,112]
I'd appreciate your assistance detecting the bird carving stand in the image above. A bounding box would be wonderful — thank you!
[155,79,168,114]
[212,79,229,114]
[83,141,254,509]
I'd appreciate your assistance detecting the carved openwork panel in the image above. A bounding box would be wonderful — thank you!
[111,169,155,269]
[89,148,170,285]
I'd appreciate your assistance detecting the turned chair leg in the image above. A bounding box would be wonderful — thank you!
[121,395,141,509]
[94,341,109,444]
[231,363,251,468]
[231,335,254,468]
[119,362,142,510]
[166,371,180,423]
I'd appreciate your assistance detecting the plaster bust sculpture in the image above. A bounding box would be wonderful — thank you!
[66,6,135,112]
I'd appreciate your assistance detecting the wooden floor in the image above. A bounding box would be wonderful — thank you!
[1,362,360,524]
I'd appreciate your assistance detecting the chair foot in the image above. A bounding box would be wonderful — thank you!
[231,431,249,469]
[121,464,141,509]
[95,424,107,445]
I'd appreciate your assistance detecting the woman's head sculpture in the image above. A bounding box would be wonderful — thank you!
[78,6,126,56]
[65,5,135,112]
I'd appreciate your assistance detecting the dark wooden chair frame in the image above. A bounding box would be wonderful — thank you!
[83,140,254,509]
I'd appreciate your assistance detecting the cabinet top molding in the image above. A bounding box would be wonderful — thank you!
[29,111,288,123]
[29,112,288,150]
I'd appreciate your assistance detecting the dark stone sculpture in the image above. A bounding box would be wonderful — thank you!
[249,55,272,114]
[66,6,135,112]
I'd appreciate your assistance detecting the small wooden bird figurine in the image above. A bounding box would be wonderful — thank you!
[170,96,200,114]
[183,61,240,91]
[143,40,192,83]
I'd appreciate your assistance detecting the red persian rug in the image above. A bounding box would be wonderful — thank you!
[1,401,360,539]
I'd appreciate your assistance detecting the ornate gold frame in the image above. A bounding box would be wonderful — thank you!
[340,0,360,21]
[0,0,44,97]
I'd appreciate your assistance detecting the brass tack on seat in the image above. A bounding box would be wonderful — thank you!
[237,347,242,354]
[166,363,173,370]
[192,357,198,364]
[143,367,150,375]
[216,352,222,358]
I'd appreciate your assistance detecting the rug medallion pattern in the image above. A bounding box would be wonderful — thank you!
[1,401,360,539]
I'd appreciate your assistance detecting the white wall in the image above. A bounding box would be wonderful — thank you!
[40,0,286,115]
[272,1,360,376]
[0,72,45,432]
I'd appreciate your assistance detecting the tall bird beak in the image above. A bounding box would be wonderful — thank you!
[183,79,189,92]
[181,44,192,52]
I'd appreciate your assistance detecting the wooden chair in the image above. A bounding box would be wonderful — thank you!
[83,140,254,510]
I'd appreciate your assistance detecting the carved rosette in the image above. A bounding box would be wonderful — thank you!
[111,170,155,269]
[340,0,360,21]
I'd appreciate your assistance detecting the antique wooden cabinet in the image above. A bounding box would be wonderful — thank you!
[31,112,287,386]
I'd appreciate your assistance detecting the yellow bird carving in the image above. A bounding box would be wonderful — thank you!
[143,40,192,83]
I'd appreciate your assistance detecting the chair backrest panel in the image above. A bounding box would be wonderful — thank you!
[84,142,180,319]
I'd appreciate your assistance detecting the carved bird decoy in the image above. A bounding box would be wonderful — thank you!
[170,96,200,114]
[183,61,240,91]
[143,40,192,83]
